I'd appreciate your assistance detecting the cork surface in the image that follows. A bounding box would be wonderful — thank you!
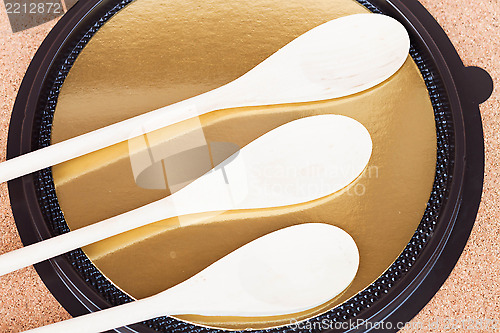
[0,0,498,332]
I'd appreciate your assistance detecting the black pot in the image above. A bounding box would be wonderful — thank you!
[7,0,493,332]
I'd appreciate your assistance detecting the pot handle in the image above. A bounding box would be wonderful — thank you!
[464,66,493,105]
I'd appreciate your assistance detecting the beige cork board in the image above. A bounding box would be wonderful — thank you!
[0,0,498,332]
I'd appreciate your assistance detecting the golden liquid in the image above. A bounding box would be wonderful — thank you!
[51,0,437,330]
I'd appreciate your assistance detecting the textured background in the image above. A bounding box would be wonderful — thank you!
[0,0,498,332]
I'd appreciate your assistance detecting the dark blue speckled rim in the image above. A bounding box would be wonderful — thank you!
[7,0,493,332]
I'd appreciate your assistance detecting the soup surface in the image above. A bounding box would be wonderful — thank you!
[52,0,437,329]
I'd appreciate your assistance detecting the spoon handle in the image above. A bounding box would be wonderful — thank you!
[0,197,174,276]
[0,92,215,184]
[0,165,234,276]
[23,295,167,333]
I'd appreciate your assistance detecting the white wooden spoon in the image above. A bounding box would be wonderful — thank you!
[0,13,408,183]
[0,115,371,275]
[24,223,360,333]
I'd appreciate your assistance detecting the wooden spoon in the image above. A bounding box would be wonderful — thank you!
[0,13,408,183]
[24,223,360,333]
[0,115,371,275]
